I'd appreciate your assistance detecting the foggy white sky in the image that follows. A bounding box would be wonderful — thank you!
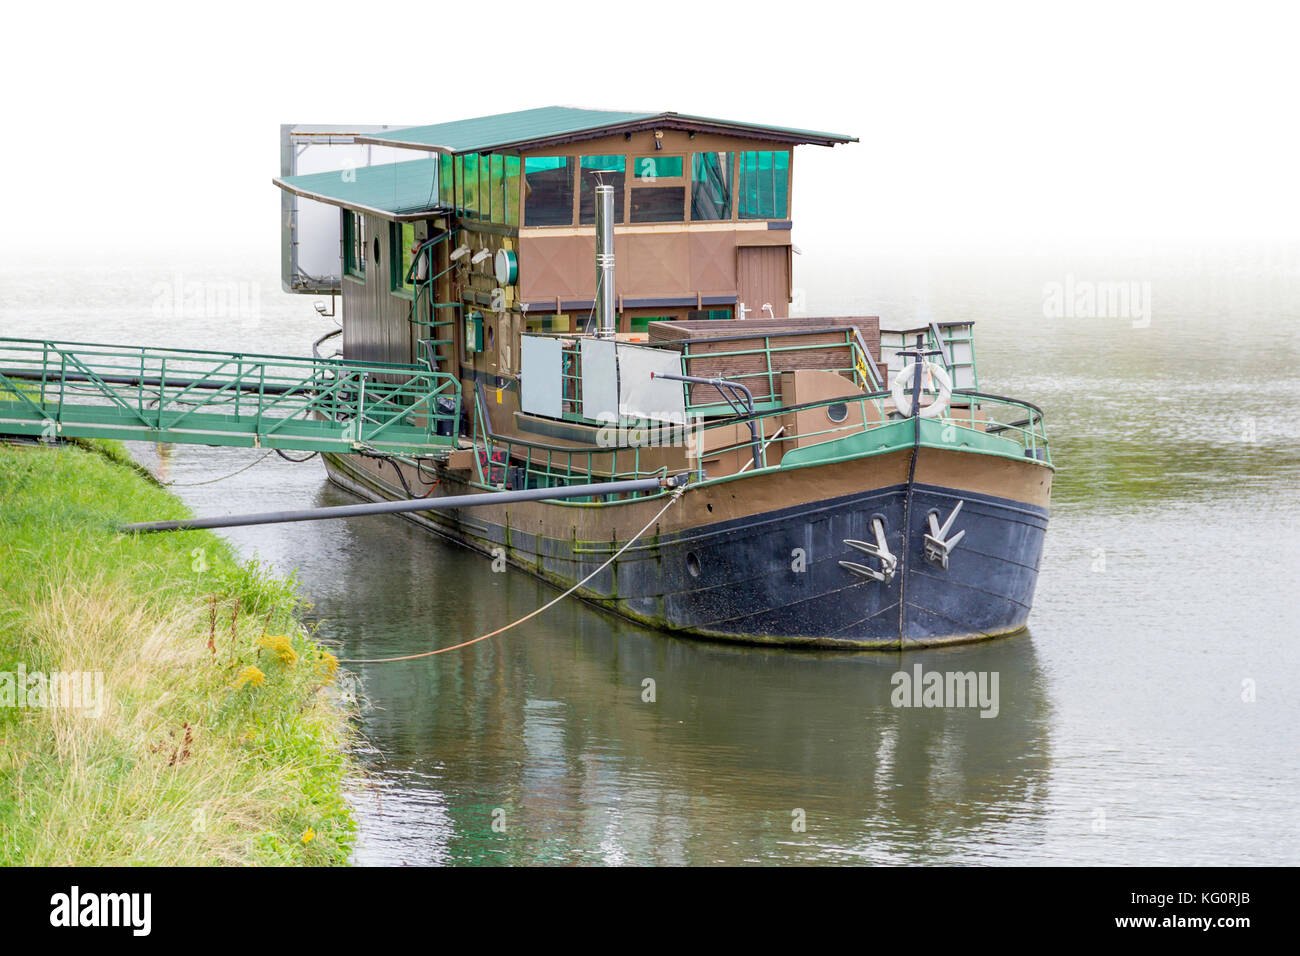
[3,0,1297,261]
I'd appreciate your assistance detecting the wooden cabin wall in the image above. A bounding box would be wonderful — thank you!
[341,213,422,369]
[512,129,794,327]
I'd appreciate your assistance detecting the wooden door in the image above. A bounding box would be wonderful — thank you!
[736,245,790,319]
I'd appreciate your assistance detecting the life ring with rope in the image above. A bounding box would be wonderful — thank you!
[891,361,952,418]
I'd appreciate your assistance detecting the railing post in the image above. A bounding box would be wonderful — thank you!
[356,373,367,444]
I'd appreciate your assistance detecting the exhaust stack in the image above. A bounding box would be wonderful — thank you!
[594,183,616,338]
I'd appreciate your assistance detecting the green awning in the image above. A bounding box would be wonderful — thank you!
[273,158,445,220]
[355,106,857,154]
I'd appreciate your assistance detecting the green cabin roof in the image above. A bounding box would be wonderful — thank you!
[273,158,445,220]
[355,106,857,154]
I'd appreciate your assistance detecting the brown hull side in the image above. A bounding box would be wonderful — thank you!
[320,446,1051,647]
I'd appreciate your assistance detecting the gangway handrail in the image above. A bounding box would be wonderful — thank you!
[0,336,461,456]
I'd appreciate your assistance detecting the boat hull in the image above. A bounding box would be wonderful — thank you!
[322,446,1050,649]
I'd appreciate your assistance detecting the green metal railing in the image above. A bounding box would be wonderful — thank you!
[471,385,669,497]
[678,327,876,415]
[696,389,1051,479]
[406,230,462,374]
[0,337,461,455]
[467,379,1050,497]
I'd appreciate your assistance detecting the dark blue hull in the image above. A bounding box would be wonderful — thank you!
[324,452,1050,649]
[616,482,1048,648]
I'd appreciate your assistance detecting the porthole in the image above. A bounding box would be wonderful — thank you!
[372,237,381,264]
[686,552,701,578]
[827,402,848,423]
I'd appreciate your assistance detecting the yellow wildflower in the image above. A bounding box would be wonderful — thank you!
[317,650,339,683]
[302,827,315,845]
[256,634,299,666]
[233,665,265,689]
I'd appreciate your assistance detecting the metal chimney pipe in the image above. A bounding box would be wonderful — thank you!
[594,183,616,338]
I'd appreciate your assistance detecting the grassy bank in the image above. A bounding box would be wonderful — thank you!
[0,439,355,865]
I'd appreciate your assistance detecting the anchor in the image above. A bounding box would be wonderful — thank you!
[839,517,897,584]
[923,500,966,570]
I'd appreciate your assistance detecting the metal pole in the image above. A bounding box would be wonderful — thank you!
[652,371,762,471]
[594,183,616,338]
[121,474,686,534]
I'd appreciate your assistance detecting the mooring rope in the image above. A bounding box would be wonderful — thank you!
[338,482,690,664]
[161,450,275,486]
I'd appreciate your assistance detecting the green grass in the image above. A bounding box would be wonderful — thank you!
[0,439,356,865]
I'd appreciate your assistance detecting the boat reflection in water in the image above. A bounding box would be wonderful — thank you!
[310,486,1051,865]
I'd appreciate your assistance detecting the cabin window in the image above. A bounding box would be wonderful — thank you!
[523,156,575,227]
[687,308,733,321]
[525,313,572,334]
[390,221,417,295]
[737,150,790,219]
[438,154,454,207]
[578,155,626,225]
[343,210,365,279]
[453,155,464,215]
[629,155,685,224]
[633,156,682,181]
[691,152,735,221]
[630,186,686,223]
[489,155,502,223]
[629,314,671,334]
[462,153,481,219]
[504,156,521,227]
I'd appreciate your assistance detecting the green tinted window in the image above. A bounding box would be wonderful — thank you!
[454,155,465,215]
[343,210,365,278]
[439,154,454,207]
[578,155,626,224]
[691,152,734,221]
[630,314,670,334]
[737,150,789,219]
[632,156,682,181]
[504,156,521,226]
[489,154,505,224]
[523,156,574,226]
[479,154,492,221]
[463,153,480,219]
[390,221,416,294]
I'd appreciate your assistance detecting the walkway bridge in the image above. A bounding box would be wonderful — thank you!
[0,338,461,456]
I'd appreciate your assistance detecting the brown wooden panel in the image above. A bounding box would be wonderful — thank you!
[736,245,789,318]
[647,316,881,405]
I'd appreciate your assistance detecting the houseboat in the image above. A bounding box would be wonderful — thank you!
[272,107,1053,648]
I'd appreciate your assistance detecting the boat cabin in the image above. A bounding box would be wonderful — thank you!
[273,108,999,479]
[274,107,857,382]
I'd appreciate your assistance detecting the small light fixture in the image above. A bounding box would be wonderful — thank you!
[654,130,663,151]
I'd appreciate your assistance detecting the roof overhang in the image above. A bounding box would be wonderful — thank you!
[272,157,449,222]
[354,107,858,155]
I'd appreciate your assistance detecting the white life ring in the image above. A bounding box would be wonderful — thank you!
[891,361,952,418]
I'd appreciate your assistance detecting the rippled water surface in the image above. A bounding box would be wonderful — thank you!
[5,243,1297,864]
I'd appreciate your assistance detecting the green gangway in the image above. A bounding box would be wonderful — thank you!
[0,338,461,455]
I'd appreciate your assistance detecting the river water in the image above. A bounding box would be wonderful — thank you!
[3,242,1297,865]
